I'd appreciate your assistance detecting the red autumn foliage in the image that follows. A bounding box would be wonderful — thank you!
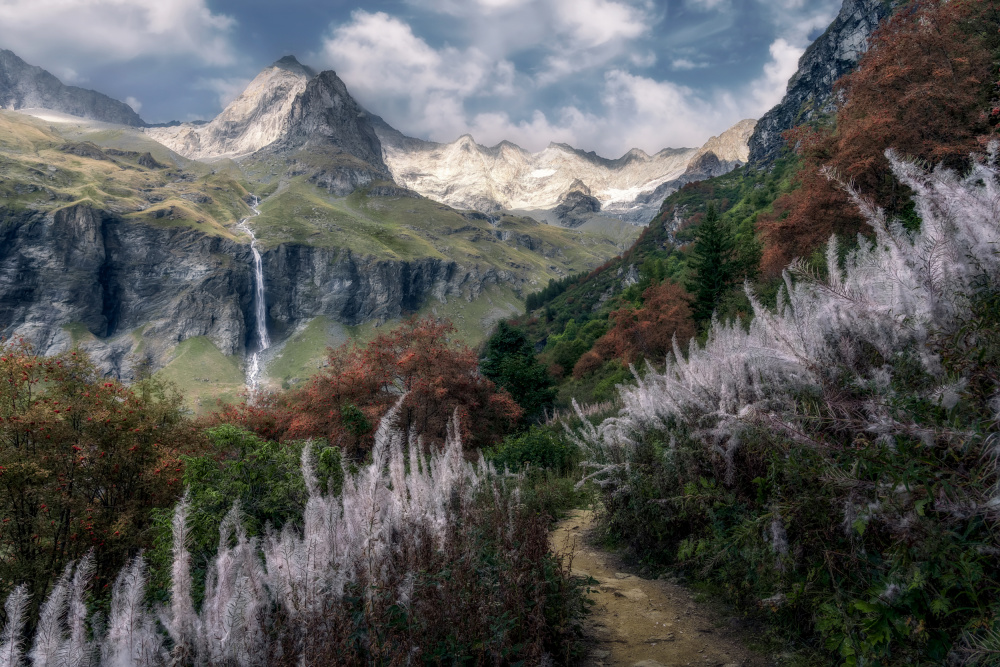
[211,318,521,455]
[574,282,695,377]
[758,0,1000,276]
[0,338,203,609]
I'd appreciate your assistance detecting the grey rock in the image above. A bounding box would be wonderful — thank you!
[0,204,253,379]
[553,189,602,228]
[0,49,145,126]
[748,0,900,166]
[0,203,521,380]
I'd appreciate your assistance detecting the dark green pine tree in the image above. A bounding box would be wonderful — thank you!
[686,203,739,323]
[480,321,556,424]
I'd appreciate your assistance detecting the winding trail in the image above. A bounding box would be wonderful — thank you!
[552,510,764,667]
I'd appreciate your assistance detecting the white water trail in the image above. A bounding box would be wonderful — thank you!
[237,195,269,393]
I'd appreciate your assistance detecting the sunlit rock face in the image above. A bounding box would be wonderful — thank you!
[374,118,756,224]
[146,56,315,161]
[748,0,901,166]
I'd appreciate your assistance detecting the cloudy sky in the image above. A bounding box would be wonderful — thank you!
[0,0,842,157]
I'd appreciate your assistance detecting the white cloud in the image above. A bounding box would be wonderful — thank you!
[195,77,254,109]
[313,0,842,158]
[444,70,742,157]
[687,0,730,10]
[746,38,804,117]
[671,58,706,71]
[0,0,236,69]
[124,96,142,112]
[316,11,517,142]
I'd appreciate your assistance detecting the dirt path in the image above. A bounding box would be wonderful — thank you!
[552,509,764,667]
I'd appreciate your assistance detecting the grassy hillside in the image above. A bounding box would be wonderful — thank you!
[0,111,253,238]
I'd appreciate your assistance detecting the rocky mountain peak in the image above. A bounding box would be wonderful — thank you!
[146,58,315,160]
[0,49,145,126]
[272,55,317,78]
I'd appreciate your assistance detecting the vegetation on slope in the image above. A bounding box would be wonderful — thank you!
[0,328,588,664]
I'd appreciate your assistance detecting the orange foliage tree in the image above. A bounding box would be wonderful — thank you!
[758,0,1000,275]
[574,282,695,378]
[0,339,200,611]
[216,318,521,455]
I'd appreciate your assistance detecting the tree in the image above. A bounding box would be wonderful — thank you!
[686,203,739,322]
[480,321,555,423]
[0,340,201,615]
[222,318,522,454]
[573,281,695,377]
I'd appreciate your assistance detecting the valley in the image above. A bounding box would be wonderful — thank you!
[0,54,753,410]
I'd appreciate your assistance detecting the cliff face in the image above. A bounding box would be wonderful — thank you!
[0,205,254,377]
[0,50,145,127]
[747,0,898,166]
[0,204,513,379]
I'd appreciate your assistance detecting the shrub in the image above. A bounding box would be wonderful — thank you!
[148,426,342,603]
[211,317,522,455]
[758,0,1000,275]
[573,152,1000,664]
[0,343,202,618]
[0,402,587,665]
[486,426,575,474]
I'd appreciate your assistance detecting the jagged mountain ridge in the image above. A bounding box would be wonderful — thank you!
[143,55,753,224]
[0,49,145,126]
[146,57,316,161]
[748,0,900,166]
[374,117,755,224]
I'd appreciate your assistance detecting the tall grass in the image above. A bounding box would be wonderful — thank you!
[573,149,1000,664]
[0,399,583,665]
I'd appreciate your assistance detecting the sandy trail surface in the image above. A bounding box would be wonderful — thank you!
[552,509,767,667]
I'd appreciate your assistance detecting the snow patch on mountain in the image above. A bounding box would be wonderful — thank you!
[375,118,756,224]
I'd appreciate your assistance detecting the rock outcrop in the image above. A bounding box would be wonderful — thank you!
[0,49,145,126]
[147,57,390,194]
[0,204,517,378]
[376,118,756,224]
[747,0,899,166]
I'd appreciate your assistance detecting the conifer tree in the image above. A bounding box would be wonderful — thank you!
[480,322,555,423]
[686,203,738,322]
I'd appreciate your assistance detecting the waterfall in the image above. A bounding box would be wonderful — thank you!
[237,195,269,392]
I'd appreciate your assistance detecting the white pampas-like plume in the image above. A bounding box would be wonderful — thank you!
[577,151,1000,484]
[100,557,164,667]
[3,394,493,664]
[0,585,30,667]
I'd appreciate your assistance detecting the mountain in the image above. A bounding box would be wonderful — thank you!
[146,56,751,224]
[747,0,899,166]
[0,53,748,409]
[0,49,145,126]
[147,56,390,195]
[146,56,316,161]
[0,105,623,409]
[374,118,756,224]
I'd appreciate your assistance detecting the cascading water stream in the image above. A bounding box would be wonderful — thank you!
[237,195,269,392]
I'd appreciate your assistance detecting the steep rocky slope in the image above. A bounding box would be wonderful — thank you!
[0,49,144,126]
[146,57,315,161]
[748,0,899,166]
[375,117,756,223]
